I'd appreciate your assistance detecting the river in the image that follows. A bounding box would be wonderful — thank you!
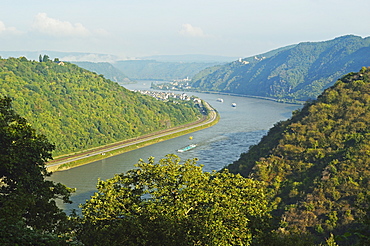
[49,81,301,213]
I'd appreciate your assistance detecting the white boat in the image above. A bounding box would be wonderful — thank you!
[217,98,224,102]
[231,103,236,107]
[177,144,197,152]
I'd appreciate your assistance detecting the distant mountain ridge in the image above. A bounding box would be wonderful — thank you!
[140,54,238,63]
[113,60,222,80]
[0,51,232,81]
[0,51,236,63]
[72,61,132,84]
[190,35,370,102]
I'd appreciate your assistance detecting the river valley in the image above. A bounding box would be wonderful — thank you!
[49,81,301,212]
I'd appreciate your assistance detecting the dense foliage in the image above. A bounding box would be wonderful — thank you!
[113,60,221,80]
[191,35,370,102]
[0,57,202,156]
[228,67,370,244]
[72,61,132,84]
[4,67,370,245]
[0,96,75,245]
[4,52,370,245]
[78,154,273,246]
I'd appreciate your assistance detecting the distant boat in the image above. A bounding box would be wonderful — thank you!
[177,144,197,152]
[217,98,224,102]
[231,103,236,107]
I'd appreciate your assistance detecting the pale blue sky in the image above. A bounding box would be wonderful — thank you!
[1,0,370,60]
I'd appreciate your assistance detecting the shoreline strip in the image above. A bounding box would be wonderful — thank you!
[47,101,218,172]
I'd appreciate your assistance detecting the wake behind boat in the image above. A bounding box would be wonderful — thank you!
[177,144,197,152]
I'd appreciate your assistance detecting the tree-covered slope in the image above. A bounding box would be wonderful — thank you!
[0,57,202,156]
[72,61,132,84]
[114,60,222,80]
[227,67,370,243]
[191,35,370,102]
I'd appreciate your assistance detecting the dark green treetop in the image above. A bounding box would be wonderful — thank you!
[78,154,273,246]
[0,96,75,245]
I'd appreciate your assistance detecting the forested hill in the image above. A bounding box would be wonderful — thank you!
[227,67,370,243]
[0,57,202,156]
[191,35,370,102]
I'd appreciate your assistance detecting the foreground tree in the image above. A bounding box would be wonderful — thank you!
[0,96,75,245]
[79,154,273,246]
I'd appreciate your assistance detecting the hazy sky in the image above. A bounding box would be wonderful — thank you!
[1,0,370,59]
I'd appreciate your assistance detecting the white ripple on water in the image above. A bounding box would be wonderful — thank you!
[177,130,267,172]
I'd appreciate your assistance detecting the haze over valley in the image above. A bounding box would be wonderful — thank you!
[2,0,370,245]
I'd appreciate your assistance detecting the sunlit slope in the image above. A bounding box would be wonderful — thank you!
[228,67,370,240]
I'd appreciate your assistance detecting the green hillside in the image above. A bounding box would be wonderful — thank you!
[0,57,202,156]
[227,67,370,244]
[191,35,370,102]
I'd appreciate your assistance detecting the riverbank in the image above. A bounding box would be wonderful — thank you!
[46,102,219,172]
[199,91,305,105]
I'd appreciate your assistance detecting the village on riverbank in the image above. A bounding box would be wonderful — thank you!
[133,89,196,102]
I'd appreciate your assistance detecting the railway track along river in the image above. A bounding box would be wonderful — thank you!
[47,101,218,171]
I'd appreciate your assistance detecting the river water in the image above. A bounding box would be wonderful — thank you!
[49,81,301,213]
